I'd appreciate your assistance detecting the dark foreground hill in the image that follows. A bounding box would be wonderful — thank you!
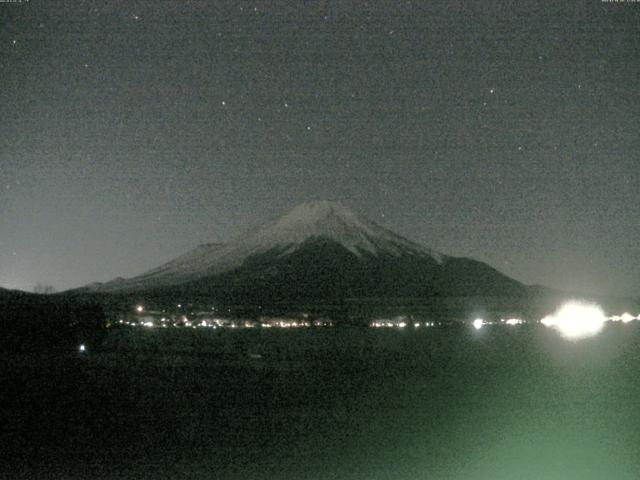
[0,288,107,352]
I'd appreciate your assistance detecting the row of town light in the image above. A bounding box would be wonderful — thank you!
[370,321,437,328]
[132,303,638,341]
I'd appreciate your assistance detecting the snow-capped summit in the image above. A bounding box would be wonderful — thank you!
[239,200,444,259]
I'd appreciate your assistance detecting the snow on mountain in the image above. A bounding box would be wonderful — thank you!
[141,243,226,279]
[91,200,446,292]
[238,200,444,260]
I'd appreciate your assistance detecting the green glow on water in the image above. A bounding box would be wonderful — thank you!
[5,325,640,479]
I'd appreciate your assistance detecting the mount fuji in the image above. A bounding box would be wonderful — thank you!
[86,201,525,302]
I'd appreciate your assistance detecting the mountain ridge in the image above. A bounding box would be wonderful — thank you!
[83,200,524,301]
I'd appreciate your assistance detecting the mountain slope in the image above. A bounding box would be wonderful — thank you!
[86,200,524,301]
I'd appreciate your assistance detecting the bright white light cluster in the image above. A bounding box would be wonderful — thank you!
[540,301,606,340]
[504,318,524,326]
[473,318,524,330]
[609,313,637,324]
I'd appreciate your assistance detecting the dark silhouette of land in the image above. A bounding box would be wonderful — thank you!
[0,288,107,353]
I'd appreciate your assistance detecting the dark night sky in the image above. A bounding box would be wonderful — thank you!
[1,0,638,296]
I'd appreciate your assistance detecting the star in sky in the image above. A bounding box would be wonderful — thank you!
[1,1,638,296]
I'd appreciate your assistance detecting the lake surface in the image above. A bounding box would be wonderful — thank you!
[3,324,640,479]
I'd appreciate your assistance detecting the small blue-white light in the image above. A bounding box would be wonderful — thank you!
[79,344,86,352]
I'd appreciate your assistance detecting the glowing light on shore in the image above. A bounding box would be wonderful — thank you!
[79,344,86,352]
[621,313,635,324]
[540,315,555,327]
[136,305,144,313]
[473,318,484,330]
[541,301,606,340]
[504,318,523,326]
